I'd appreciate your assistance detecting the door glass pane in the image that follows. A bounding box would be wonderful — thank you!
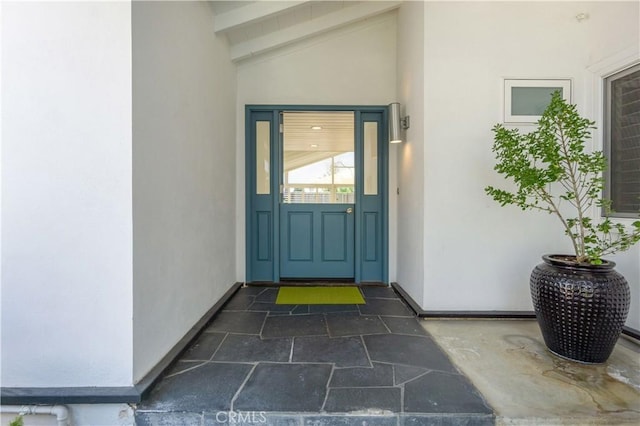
[364,122,378,195]
[282,111,355,204]
[256,121,270,195]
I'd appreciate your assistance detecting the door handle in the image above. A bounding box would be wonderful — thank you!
[346,207,353,214]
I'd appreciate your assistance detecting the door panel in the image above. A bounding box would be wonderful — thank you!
[363,212,378,262]
[287,211,313,260]
[256,211,272,261]
[280,204,354,278]
[322,212,348,261]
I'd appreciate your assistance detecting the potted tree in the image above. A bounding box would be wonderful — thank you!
[486,91,640,363]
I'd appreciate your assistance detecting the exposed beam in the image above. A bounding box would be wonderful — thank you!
[230,1,401,61]
[214,1,310,33]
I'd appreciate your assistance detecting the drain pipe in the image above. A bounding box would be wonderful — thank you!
[1,405,70,426]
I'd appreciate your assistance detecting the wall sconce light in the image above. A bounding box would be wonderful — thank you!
[389,102,410,143]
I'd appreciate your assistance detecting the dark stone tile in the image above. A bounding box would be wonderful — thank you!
[259,415,302,426]
[401,415,494,426]
[140,363,252,412]
[358,299,414,317]
[234,363,331,412]
[292,305,311,315]
[135,411,203,426]
[252,303,311,315]
[381,317,428,336]
[205,311,266,335]
[309,304,359,314]
[213,334,292,363]
[261,314,327,338]
[181,332,226,361]
[323,387,401,413]
[166,360,205,376]
[394,365,429,385]
[204,412,301,426]
[241,286,273,296]
[403,372,493,414]
[304,415,397,425]
[326,313,389,337]
[223,292,255,311]
[248,301,296,313]
[329,362,393,388]
[243,302,269,312]
[268,309,300,316]
[364,334,457,372]
[361,286,399,299]
[255,287,279,302]
[293,336,370,367]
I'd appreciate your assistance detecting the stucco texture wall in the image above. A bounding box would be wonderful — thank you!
[418,1,640,329]
[132,1,237,382]
[1,1,133,387]
[395,0,426,307]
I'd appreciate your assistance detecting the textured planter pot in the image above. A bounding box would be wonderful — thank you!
[530,254,630,364]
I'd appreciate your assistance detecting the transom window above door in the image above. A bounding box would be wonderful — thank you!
[282,111,355,204]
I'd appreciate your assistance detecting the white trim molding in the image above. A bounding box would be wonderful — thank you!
[587,45,640,78]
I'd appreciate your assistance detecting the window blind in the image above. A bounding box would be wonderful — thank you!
[606,66,640,216]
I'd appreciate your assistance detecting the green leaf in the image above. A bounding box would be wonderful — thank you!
[485,90,640,261]
[10,416,24,426]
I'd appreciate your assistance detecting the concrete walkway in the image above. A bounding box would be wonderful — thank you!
[422,320,640,425]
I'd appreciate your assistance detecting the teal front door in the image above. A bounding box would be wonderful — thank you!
[280,111,355,278]
[246,106,387,283]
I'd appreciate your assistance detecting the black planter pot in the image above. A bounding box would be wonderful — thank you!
[529,254,630,364]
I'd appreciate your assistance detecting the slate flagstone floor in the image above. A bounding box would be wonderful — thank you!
[136,286,494,425]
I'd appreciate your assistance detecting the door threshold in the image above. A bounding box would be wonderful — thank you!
[245,281,389,287]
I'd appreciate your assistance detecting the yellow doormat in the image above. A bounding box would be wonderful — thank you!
[275,286,365,305]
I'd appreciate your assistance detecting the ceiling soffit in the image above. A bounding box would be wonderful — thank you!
[210,1,401,61]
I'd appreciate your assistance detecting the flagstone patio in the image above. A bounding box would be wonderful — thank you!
[135,285,640,426]
[136,286,494,425]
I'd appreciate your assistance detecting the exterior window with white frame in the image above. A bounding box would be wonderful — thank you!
[503,79,571,123]
[604,64,640,218]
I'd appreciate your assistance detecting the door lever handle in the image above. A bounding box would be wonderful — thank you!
[346,207,353,214]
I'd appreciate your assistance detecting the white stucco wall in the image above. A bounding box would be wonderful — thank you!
[418,1,640,329]
[395,0,426,306]
[235,13,398,282]
[1,1,133,386]
[132,1,237,381]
